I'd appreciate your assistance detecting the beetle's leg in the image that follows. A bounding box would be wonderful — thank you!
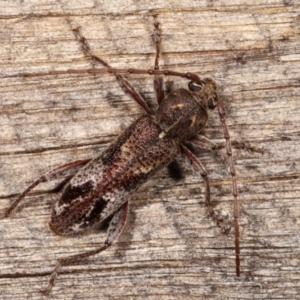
[226,140,264,154]
[187,135,262,279]
[188,135,219,151]
[180,145,231,232]
[41,201,129,295]
[0,159,91,218]
[72,27,151,114]
[189,135,264,154]
[180,145,211,206]
[152,17,164,104]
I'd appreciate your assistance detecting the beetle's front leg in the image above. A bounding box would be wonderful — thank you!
[152,17,165,104]
[189,135,264,154]
[41,201,129,295]
[72,27,151,114]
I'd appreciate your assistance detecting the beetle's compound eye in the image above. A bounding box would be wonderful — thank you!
[188,80,205,92]
[208,95,218,109]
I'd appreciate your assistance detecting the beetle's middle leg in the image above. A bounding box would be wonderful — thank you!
[180,144,231,233]
[41,201,129,295]
[73,27,151,114]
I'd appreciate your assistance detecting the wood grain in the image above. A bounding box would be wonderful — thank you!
[0,1,300,299]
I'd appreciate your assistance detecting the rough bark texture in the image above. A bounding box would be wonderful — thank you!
[0,1,300,299]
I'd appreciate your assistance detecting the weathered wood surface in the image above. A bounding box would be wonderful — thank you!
[0,1,300,299]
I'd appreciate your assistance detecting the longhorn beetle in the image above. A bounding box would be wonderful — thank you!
[1,18,263,294]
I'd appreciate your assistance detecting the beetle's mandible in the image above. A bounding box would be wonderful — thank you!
[0,18,263,294]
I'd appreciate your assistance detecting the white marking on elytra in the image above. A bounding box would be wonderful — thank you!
[100,189,127,219]
[159,131,166,138]
[102,192,116,202]
[70,160,104,187]
[134,164,153,174]
[54,202,69,215]
[86,203,97,218]
[70,222,85,233]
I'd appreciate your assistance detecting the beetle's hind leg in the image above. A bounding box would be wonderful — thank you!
[0,159,91,219]
[41,201,129,295]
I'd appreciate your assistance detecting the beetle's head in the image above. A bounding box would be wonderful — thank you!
[188,78,218,111]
